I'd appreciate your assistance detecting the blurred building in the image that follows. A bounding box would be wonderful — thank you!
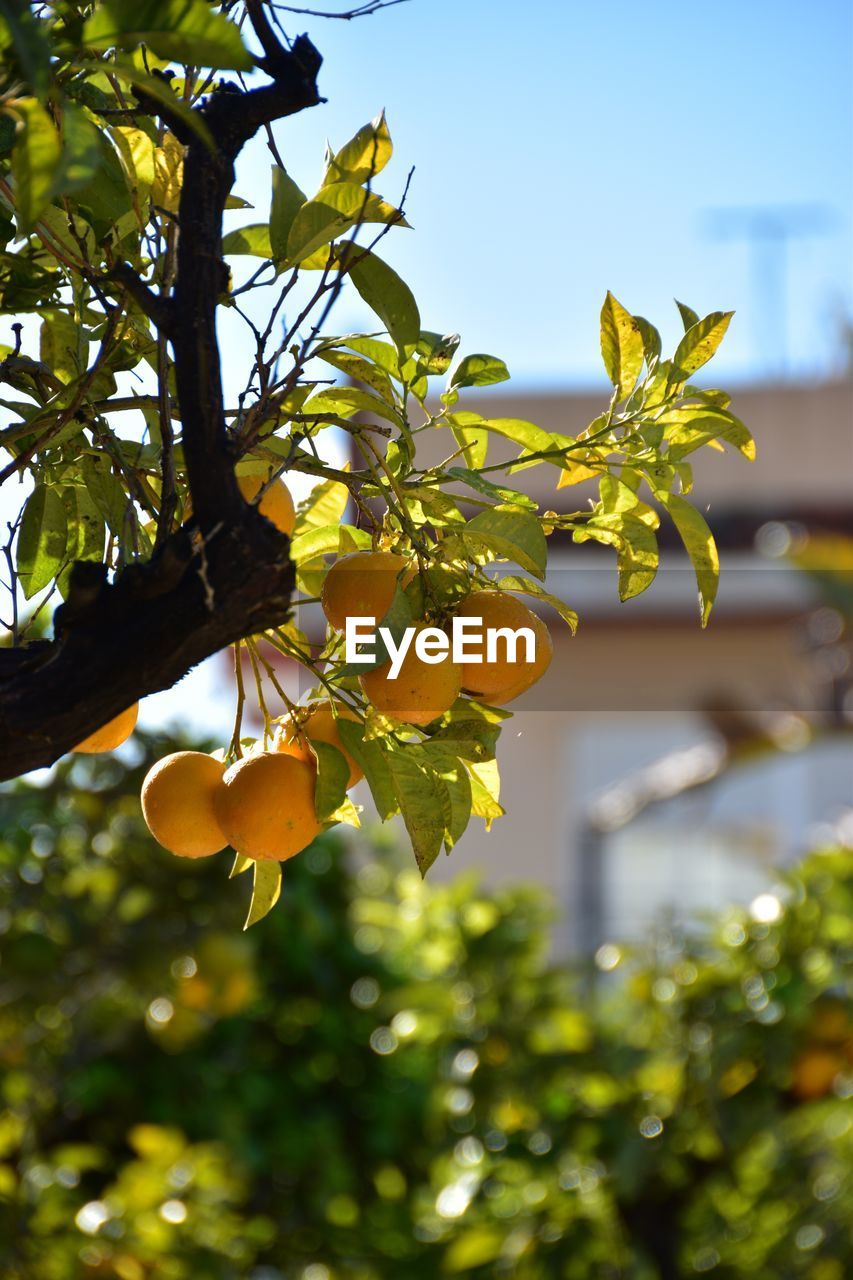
[387,378,853,953]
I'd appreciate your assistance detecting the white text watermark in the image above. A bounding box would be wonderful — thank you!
[345,616,536,679]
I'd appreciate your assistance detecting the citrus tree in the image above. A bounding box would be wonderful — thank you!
[0,2,753,918]
[1,740,850,1280]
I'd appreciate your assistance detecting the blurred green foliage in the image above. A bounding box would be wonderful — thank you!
[0,735,851,1280]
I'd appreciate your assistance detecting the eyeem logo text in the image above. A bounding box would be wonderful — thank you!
[345,616,536,679]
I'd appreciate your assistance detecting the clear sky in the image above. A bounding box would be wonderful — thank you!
[229,0,853,388]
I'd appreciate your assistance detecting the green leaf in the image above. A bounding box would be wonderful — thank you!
[40,309,86,385]
[110,125,156,195]
[16,483,67,599]
[84,0,253,71]
[100,58,215,150]
[229,851,253,878]
[444,1228,506,1273]
[337,720,398,821]
[495,574,579,632]
[323,111,393,185]
[243,859,281,930]
[55,103,102,196]
[269,165,306,261]
[466,757,504,829]
[600,291,644,401]
[80,453,129,535]
[450,353,510,390]
[289,523,371,564]
[302,385,402,430]
[479,417,575,467]
[447,411,488,470]
[286,184,408,265]
[675,298,700,330]
[335,335,402,381]
[445,467,537,510]
[660,405,756,462]
[385,749,448,876]
[0,0,51,98]
[10,96,62,232]
[315,348,396,402]
[221,224,272,257]
[671,311,734,380]
[416,330,460,376]
[430,750,472,852]
[56,486,105,598]
[347,250,420,356]
[464,506,548,580]
[662,493,719,626]
[634,314,661,368]
[428,720,500,761]
[312,741,350,823]
[292,476,351,538]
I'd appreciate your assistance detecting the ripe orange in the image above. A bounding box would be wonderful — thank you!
[238,473,296,536]
[454,591,552,702]
[275,700,364,788]
[141,751,227,858]
[360,623,461,726]
[321,549,409,631]
[790,1047,844,1101]
[214,751,321,861]
[73,702,139,753]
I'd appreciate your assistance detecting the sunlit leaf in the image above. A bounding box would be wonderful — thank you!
[243,859,281,929]
[221,223,272,257]
[671,310,734,381]
[269,164,306,261]
[464,506,548,579]
[348,250,420,356]
[600,290,644,401]
[16,482,67,598]
[84,0,253,71]
[9,96,61,231]
[323,111,392,186]
[662,493,719,625]
[286,183,409,265]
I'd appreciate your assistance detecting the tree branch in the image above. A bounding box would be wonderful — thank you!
[0,30,324,779]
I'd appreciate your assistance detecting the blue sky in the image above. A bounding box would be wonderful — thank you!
[232,0,853,388]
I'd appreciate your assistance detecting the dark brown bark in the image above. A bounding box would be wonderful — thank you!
[0,28,323,781]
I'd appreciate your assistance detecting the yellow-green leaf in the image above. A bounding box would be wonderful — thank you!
[671,311,734,380]
[84,0,253,71]
[287,183,409,265]
[244,859,281,930]
[9,96,61,232]
[662,493,719,626]
[269,165,305,261]
[600,290,644,401]
[222,223,272,257]
[323,111,392,186]
[16,483,67,598]
[348,250,420,357]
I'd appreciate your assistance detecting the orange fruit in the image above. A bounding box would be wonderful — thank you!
[141,751,227,858]
[238,473,296,536]
[214,751,321,861]
[321,550,409,631]
[360,623,461,726]
[790,1047,844,1100]
[73,702,138,753]
[454,591,552,702]
[275,700,364,788]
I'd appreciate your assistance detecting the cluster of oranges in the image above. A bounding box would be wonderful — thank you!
[71,476,553,864]
[321,548,553,723]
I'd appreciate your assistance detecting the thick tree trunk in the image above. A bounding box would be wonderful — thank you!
[0,25,322,780]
